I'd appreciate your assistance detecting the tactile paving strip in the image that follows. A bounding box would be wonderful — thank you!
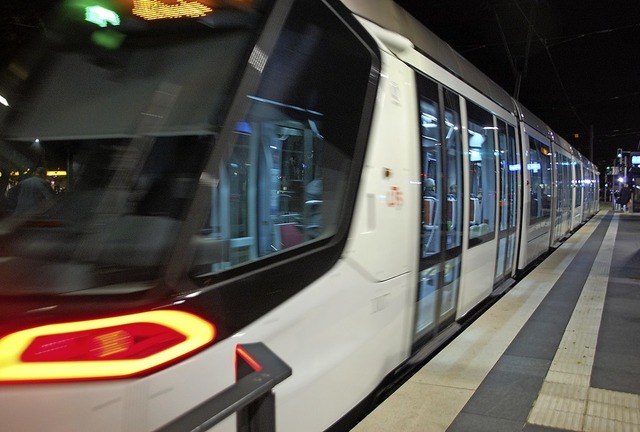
[528,215,640,431]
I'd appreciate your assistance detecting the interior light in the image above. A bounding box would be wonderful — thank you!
[0,95,9,107]
[47,171,68,177]
[234,121,252,135]
[469,133,485,148]
[0,310,215,383]
[527,162,541,172]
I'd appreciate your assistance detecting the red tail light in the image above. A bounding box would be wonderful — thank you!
[0,310,215,383]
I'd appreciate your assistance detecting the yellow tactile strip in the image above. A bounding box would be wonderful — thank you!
[585,388,640,430]
[528,215,640,431]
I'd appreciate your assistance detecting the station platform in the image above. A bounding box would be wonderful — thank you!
[353,205,640,432]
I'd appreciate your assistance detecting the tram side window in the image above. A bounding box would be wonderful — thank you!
[556,152,571,213]
[584,169,592,206]
[419,79,442,258]
[563,155,572,208]
[444,89,463,250]
[574,163,583,208]
[497,121,519,232]
[506,124,519,229]
[555,152,563,211]
[528,137,552,221]
[466,102,496,242]
[191,0,373,275]
[417,81,463,258]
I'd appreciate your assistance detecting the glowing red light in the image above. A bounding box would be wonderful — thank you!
[0,310,215,382]
[236,345,262,372]
[21,323,186,362]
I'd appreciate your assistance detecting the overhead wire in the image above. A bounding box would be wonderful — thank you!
[510,0,589,131]
[546,22,640,48]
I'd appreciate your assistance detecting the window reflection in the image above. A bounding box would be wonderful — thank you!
[420,94,442,257]
[528,137,552,221]
[443,89,462,251]
[467,103,496,242]
[192,0,372,276]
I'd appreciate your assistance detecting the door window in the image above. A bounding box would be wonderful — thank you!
[467,102,497,244]
[414,77,462,343]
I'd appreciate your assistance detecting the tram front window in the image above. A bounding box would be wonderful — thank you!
[0,0,374,293]
[0,136,212,293]
[0,2,271,294]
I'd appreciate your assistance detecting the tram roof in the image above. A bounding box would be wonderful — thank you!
[340,0,597,170]
[342,1,519,112]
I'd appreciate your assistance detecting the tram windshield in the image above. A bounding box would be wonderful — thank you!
[0,0,374,295]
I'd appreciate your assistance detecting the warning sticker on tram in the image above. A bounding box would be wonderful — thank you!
[387,186,404,208]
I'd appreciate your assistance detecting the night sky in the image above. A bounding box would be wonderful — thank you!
[394,0,640,171]
[2,0,639,173]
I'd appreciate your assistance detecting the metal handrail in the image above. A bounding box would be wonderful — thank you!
[156,343,292,432]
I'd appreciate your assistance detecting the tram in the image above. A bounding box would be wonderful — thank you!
[0,0,598,430]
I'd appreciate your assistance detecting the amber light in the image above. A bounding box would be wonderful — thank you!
[132,0,213,20]
[129,0,256,21]
[0,310,215,383]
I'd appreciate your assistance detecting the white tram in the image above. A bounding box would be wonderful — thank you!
[0,0,598,431]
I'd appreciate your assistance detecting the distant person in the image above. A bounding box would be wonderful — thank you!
[423,178,437,199]
[618,184,632,212]
[0,170,10,214]
[14,167,53,213]
[448,184,457,199]
[613,190,620,210]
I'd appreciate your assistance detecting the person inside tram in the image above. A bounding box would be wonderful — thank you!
[423,178,437,199]
[447,184,457,200]
[475,188,483,201]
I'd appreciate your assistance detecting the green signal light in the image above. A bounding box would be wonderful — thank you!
[91,29,126,49]
[85,5,121,27]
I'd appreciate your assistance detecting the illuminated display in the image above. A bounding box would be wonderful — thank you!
[632,155,640,165]
[132,0,213,20]
[527,162,541,172]
[47,170,68,176]
[85,5,121,27]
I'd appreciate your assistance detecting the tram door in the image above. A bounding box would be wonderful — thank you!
[494,121,520,284]
[553,150,572,243]
[413,74,463,346]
